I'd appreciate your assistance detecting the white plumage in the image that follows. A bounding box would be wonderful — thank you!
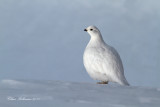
[83,26,129,86]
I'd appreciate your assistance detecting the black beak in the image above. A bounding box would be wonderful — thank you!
[84,29,87,31]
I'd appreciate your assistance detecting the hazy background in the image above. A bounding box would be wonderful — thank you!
[0,0,160,87]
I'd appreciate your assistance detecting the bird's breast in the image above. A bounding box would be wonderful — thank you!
[83,47,105,70]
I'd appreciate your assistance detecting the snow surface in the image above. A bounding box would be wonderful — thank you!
[0,79,160,107]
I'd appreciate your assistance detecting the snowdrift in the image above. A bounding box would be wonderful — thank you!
[0,79,160,107]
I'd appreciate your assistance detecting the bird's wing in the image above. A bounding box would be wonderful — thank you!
[93,46,125,82]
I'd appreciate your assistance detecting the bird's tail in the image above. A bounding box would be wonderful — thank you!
[120,78,130,86]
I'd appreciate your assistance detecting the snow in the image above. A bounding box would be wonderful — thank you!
[0,79,160,107]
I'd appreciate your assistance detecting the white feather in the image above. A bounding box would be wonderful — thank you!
[83,26,129,86]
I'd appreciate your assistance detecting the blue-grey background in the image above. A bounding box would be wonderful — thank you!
[0,0,159,87]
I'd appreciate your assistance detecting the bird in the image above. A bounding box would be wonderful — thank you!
[83,25,129,86]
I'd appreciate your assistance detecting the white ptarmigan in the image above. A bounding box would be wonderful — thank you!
[83,25,129,86]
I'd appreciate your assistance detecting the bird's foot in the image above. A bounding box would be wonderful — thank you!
[97,81,108,84]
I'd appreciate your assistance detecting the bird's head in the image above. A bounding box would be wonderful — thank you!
[84,26,102,38]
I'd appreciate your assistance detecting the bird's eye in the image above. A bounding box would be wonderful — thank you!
[90,29,93,31]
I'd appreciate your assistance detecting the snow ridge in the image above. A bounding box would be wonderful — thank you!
[0,79,160,107]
